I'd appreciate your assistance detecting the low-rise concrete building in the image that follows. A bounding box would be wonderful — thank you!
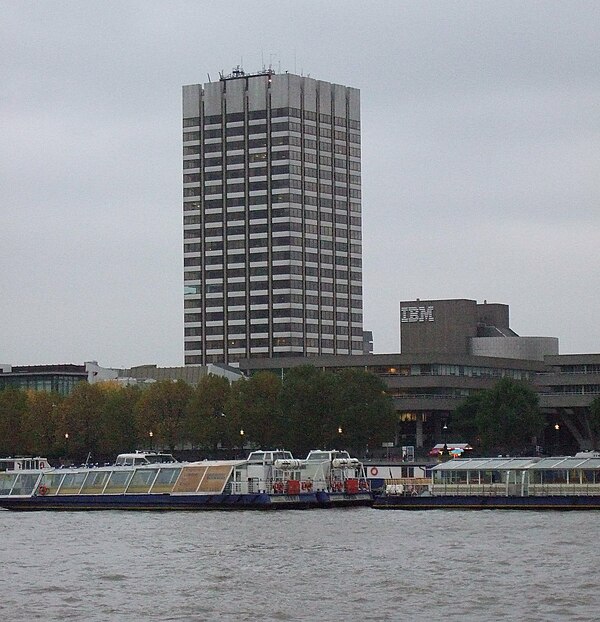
[237,300,599,454]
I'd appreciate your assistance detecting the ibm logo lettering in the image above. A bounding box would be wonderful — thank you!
[401,306,434,323]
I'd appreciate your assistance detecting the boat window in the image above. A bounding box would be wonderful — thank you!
[57,472,87,495]
[80,471,111,494]
[568,469,582,484]
[0,473,17,494]
[307,452,329,461]
[104,470,134,493]
[0,460,17,471]
[10,473,39,496]
[126,469,158,494]
[581,470,600,484]
[549,470,568,484]
[43,473,65,495]
[151,468,182,493]
[247,452,265,463]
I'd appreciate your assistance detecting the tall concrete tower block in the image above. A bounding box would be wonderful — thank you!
[183,69,363,365]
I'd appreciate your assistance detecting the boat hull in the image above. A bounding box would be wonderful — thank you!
[373,494,600,510]
[316,491,373,507]
[0,491,373,511]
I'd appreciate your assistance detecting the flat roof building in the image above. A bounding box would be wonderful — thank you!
[400,298,558,361]
[182,69,363,365]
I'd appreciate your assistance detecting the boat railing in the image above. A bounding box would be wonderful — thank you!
[528,483,600,496]
[431,483,509,496]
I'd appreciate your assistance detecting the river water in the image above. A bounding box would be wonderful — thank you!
[1,508,599,621]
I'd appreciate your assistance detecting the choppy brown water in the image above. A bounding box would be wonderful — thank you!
[1,508,599,621]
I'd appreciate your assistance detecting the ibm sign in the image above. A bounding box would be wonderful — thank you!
[401,305,435,323]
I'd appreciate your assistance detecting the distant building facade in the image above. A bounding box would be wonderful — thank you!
[400,298,558,361]
[0,362,243,396]
[182,69,363,365]
[86,361,243,386]
[237,300,598,453]
[0,364,87,396]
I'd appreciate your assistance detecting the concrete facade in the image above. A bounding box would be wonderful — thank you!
[400,298,558,361]
[182,69,363,365]
[238,352,548,452]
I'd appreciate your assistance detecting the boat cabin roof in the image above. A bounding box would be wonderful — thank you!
[433,455,600,472]
[246,450,293,464]
[0,457,50,471]
[114,452,177,466]
[529,456,600,470]
[433,457,537,471]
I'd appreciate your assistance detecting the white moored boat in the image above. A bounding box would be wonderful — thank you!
[0,449,372,511]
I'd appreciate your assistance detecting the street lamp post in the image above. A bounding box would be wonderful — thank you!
[149,431,154,451]
[554,423,560,455]
[239,429,245,458]
[64,433,70,462]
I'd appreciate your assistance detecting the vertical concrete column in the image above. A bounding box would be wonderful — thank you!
[415,413,424,448]
[434,415,442,441]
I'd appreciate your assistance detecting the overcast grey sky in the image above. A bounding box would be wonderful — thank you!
[1,0,599,367]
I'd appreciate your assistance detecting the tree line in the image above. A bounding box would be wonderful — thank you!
[449,378,600,455]
[0,366,395,462]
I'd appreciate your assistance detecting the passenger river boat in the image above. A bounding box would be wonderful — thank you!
[373,453,600,510]
[0,449,371,511]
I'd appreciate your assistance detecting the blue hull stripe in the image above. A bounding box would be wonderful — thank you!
[0,491,373,511]
[373,495,600,510]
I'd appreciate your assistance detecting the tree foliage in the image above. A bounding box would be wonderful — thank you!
[186,375,232,450]
[332,368,395,453]
[226,372,283,449]
[0,367,401,461]
[135,380,193,451]
[589,397,600,449]
[279,366,339,456]
[0,388,27,456]
[99,384,140,456]
[452,378,544,454]
[61,383,107,459]
[21,391,62,457]
[450,392,485,444]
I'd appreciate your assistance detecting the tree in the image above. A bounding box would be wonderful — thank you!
[135,380,193,452]
[474,378,544,454]
[331,369,395,453]
[98,384,141,457]
[450,392,485,446]
[589,397,600,449]
[21,391,62,457]
[186,374,233,451]
[279,366,338,455]
[0,388,26,456]
[60,382,107,460]
[226,372,283,450]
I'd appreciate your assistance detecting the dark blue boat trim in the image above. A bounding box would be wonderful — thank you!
[0,491,373,511]
[373,495,600,510]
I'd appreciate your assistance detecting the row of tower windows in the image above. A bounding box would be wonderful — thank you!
[184,197,361,212]
[186,170,361,184]
[184,123,359,140]
[184,144,362,158]
[184,109,360,129]
[186,324,363,337]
